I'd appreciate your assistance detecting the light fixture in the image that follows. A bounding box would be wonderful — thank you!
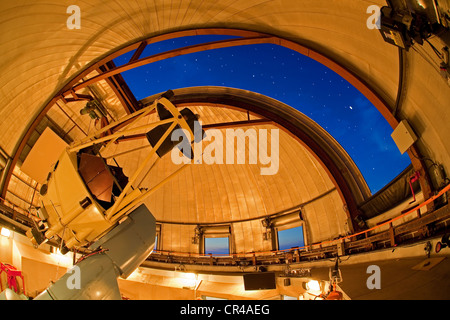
[1,227,11,238]
[49,246,72,266]
[262,230,271,241]
[176,272,198,289]
[306,280,321,292]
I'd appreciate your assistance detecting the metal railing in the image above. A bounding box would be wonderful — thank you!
[147,186,450,266]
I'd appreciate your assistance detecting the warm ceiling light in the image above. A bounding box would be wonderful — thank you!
[1,227,11,238]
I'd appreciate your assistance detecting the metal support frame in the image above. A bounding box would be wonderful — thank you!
[0,29,380,206]
[0,262,26,296]
[70,96,194,223]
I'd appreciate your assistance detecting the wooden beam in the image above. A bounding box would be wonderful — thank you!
[129,41,147,63]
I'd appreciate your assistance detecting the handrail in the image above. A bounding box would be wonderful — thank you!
[2,183,449,258]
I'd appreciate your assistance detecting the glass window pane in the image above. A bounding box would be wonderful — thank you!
[204,237,229,255]
[278,226,304,250]
[153,235,158,253]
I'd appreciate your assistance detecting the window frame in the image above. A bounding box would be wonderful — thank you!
[203,235,231,256]
[199,224,232,256]
[274,221,307,251]
[153,223,161,253]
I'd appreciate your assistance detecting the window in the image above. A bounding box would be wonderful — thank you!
[268,212,306,251]
[204,236,230,255]
[198,224,232,255]
[277,226,305,251]
[152,224,161,253]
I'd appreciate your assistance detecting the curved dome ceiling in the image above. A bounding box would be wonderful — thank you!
[1,0,449,162]
[0,1,449,247]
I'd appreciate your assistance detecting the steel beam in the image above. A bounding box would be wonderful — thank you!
[129,41,147,63]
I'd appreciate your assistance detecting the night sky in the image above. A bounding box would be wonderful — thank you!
[114,35,411,195]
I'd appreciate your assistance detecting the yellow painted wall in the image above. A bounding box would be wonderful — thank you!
[0,236,13,264]
[21,257,68,298]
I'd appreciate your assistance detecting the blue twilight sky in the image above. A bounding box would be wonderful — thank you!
[204,237,230,255]
[114,35,411,195]
[278,226,305,251]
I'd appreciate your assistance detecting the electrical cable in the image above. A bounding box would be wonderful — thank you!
[425,38,444,59]
[409,146,440,170]
[75,248,109,265]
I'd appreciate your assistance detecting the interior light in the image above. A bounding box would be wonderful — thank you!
[176,272,197,288]
[183,272,196,280]
[306,280,321,292]
[50,246,72,265]
[1,227,11,238]
[416,0,427,9]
